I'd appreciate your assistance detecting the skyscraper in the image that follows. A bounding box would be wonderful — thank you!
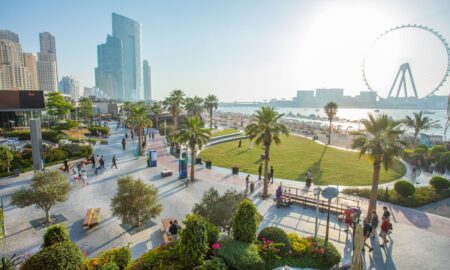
[0,30,35,90]
[95,35,125,100]
[23,53,39,90]
[37,32,58,92]
[143,59,151,100]
[112,13,142,101]
[59,76,80,100]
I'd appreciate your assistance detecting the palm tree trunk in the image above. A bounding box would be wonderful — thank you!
[174,113,178,129]
[328,120,332,145]
[138,127,143,155]
[156,114,159,129]
[414,130,419,146]
[263,145,270,198]
[209,108,213,128]
[190,149,195,184]
[368,160,381,220]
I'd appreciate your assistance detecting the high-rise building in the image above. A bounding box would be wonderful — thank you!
[59,76,81,100]
[112,13,142,101]
[23,53,39,90]
[296,90,315,107]
[143,59,151,100]
[37,32,58,92]
[0,30,34,90]
[95,35,125,100]
[315,88,344,106]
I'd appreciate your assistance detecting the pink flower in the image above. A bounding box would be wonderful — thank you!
[212,243,220,250]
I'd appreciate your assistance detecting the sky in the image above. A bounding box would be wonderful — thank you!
[1,0,450,102]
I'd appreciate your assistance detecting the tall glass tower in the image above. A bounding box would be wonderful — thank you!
[112,13,142,101]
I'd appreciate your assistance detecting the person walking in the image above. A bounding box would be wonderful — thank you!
[382,206,392,234]
[100,156,105,173]
[238,140,242,148]
[91,154,96,169]
[125,133,128,140]
[63,159,69,173]
[245,174,250,193]
[362,218,373,252]
[122,137,126,150]
[94,155,100,175]
[379,216,390,248]
[306,169,313,187]
[111,155,118,169]
[258,163,262,180]
[344,206,355,232]
[270,166,274,184]
[370,210,379,238]
[276,185,283,208]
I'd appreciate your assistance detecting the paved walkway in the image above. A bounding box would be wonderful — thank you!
[1,123,450,269]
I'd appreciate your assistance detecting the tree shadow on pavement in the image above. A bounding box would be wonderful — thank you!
[393,204,431,229]
[131,229,163,258]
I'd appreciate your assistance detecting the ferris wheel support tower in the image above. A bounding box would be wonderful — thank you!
[388,63,418,99]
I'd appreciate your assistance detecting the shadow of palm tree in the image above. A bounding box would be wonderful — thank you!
[298,146,327,183]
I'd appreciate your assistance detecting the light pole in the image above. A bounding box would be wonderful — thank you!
[321,187,339,246]
[314,187,322,238]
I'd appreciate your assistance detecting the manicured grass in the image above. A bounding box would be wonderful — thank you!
[199,136,406,186]
[210,128,241,138]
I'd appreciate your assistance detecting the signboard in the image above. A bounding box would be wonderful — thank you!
[0,90,45,111]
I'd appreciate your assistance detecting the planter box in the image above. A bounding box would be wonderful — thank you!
[195,158,202,164]
[205,160,212,169]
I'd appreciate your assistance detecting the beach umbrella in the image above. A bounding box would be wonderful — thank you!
[351,224,364,270]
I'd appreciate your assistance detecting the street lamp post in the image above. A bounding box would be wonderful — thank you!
[321,187,339,246]
[314,187,322,238]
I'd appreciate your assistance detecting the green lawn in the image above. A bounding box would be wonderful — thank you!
[199,136,406,186]
[210,128,241,138]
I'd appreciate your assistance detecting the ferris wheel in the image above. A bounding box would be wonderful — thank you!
[362,25,450,99]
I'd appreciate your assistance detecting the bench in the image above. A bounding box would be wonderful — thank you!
[161,170,173,177]
[161,218,173,245]
[83,208,102,228]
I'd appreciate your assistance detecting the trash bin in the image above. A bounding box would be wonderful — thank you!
[13,168,19,177]
[250,181,255,193]
[195,158,202,164]
[206,160,212,169]
[232,167,239,175]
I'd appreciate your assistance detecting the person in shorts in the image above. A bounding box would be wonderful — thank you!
[379,216,390,248]
[344,206,355,232]
[363,218,373,252]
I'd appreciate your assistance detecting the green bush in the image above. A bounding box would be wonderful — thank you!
[4,130,31,140]
[402,149,414,162]
[100,262,119,270]
[97,246,131,270]
[430,176,450,192]
[20,241,84,270]
[288,233,311,256]
[416,144,428,150]
[195,257,227,270]
[218,240,264,270]
[81,144,94,157]
[232,199,260,243]
[430,145,447,160]
[52,148,69,161]
[180,214,209,269]
[257,227,290,255]
[0,208,3,238]
[53,120,80,131]
[439,152,450,170]
[205,221,219,248]
[61,144,83,157]
[43,130,62,143]
[88,126,110,136]
[130,243,180,270]
[414,148,427,160]
[394,180,416,197]
[43,224,70,248]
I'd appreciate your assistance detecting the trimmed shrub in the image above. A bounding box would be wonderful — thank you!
[100,262,119,270]
[430,145,447,160]
[394,180,416,197]
[288,233,311,256]
[53,120,80,131]
[129,243,180,270]
[61,144,83,157]
[414,148,426,160]
[439,152,450,170]
[97,246,131,270]
[416,144,428,150]
[20,241,84,270]
[43,224,70,248]
[430,176,450,192]
[257,227,290,255]
[217,240,264,270]
[52,148,69,161]
[4,130,31,140]
[180,214,209,269]
[43,130,62,143]
[81,145,93,157]
[205,221,219,248]
[88,126,110,136]
[195,257,227,270]
[232,199,260,243]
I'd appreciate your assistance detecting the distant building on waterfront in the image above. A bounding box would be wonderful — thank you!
[315,88,344,106]
[295,90,315,107]
[37,32,58,92]
[0,30,36,90]
[143,59,151,100]
[59,76,81,100]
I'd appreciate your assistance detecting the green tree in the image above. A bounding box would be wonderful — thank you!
[163,89,185,129]
[245,106,289,198]
[125,102,152,155]
[78,97,93,124]
[0,146,13,173]
[204,94,219,128]
[43,224,70,248]
[149,101,163,128]
[185,96,204,117]
[174,117,211,185]
[180,214,209,269]
[403,111,439,145]
[46,92,74,120]
[192,187,245,235]
[232,199,260,243]
[20,241,83,270]
[324,102,338,145]
[351,114,405,219]
[11,170,71,223]
[111,176,162,228]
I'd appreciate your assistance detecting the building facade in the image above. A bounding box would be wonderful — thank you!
[59,76,81,100]
[0,30,35,90]
[37,32,58,92]
[23,53,39,90]
[143,59,151,100]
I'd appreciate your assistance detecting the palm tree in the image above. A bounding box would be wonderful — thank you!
[174,117,211,185]
[126,103,152,155]
[245,106,289,198]
[149,101,163,129]
[204,94,219,128]
[351,114,405,219]
[324,102,338,145]
[163,90,185,129]
[185,96,204,117]
[403,111,439,145]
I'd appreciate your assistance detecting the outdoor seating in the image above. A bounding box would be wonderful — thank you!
[83,208,102,228]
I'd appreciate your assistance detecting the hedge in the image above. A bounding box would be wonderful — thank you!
[88,126,110,136]
[97,246,131,270]
[430,145,447,160]
[232,199,260,243]
[20,241,84,270]
[430,176,450,192]
[129,243,180,270]
[4,130,61,143]
[43,225,70,248]
[439,152,450,171]
[196,257,227,270]
[217,240,264,270]
[257,227,291,255]
[394,180,416,197]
